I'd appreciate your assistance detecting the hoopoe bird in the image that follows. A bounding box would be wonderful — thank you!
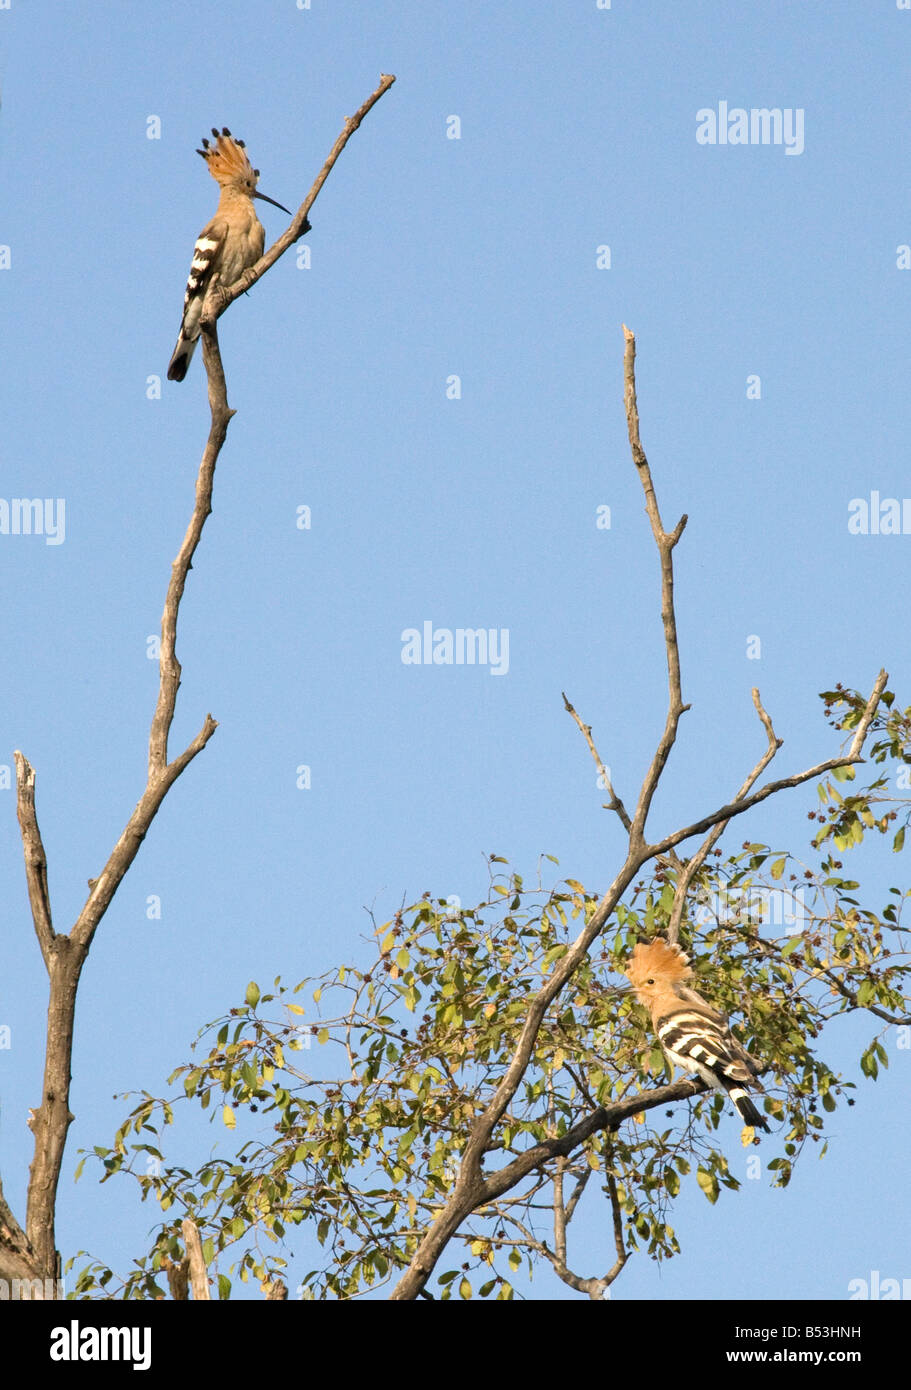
[625,938,770,1132]
[167,128,291,382]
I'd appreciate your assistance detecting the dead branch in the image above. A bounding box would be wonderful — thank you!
[562,693,632,831]
[182,1218,211,1301]
[14,752,54,966]
[622,325,691,850]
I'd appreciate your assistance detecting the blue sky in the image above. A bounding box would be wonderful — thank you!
[0,0,909,1301]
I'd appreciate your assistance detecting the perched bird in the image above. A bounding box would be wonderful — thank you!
[167,128,291,382]
[625,937,769,1132]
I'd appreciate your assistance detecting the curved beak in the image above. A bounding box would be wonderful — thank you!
[254,190,293,216]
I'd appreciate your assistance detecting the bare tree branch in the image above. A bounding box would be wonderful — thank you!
[164,1255,190,1301]
[666,688,782,944]
[0,1175,40,1289]
[562,693,632,831]
[622,324,690,850]
[646,688,887,861]
[262,1279,289,1301]
[182,1217,211,1301]
[603,1164,630,1289]
[14,752,54,967]
[506,1198,616,1301]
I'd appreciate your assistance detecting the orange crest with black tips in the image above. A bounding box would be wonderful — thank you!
[625,938,692,990]
[196,127,258,188]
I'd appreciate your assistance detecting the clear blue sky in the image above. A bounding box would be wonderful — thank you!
[0,0,908,1301]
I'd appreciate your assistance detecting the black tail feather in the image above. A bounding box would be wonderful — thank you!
[729,1086,769,1131]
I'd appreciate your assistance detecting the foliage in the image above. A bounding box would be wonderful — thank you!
[71,689,911,1300]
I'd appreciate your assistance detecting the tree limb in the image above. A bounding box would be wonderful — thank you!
[14,752,54,968]
[182,1217,211,1301]
[562,693,632,831]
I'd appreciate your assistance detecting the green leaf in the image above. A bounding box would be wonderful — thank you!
[770,857,786,881]
[831,765,856,783]
[223,1105,236,1130]
[696,1167,719,1204]
[396,1126,418,1158]
[245,981,261,1008]
[894,826,905,853]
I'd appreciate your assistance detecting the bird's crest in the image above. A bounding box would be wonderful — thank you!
[196,127,259,187]
[625,938,692,989]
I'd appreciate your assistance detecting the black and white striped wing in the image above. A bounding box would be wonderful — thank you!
[167,218,226,382]
[656,1004,768,1130]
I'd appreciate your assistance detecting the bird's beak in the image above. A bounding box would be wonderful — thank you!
[253,190,293,216]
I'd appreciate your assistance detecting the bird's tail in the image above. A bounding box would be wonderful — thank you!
[167,333,198,382]
[726,1083,769,1131]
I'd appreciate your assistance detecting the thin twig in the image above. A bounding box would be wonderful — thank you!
[623,325,691,850]
[504,1207,615,1301]
[603,1163,629,1287]
[666,688,782,944]
[562,693,632,831]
